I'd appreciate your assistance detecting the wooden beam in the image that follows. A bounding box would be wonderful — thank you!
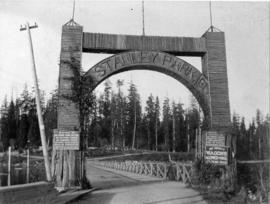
[237,160,270,164]
[82,32,206,56]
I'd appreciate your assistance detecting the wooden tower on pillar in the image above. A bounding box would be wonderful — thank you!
[51,19,84,189]
[202,31,231,131]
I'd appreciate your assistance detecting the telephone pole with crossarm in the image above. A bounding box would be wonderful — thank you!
[20,22,52,182]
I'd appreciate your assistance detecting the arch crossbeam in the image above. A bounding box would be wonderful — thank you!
[82,33,206,56]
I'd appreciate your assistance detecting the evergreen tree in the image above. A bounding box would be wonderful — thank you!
[98,80,112,145]
[44,89,58,147]
[154,96,160,151]
[145,94,155,150]
[17,85,31,149]
[7,99,17,149]
[115,80,126,148]
[256,109,263,126]
[88,93,100,146]
[186,95,200,150]
[0,96,9,150]
[172,101,177,152]
[127,82,141,149]
[162,97,171,151]
[27,89,42,148]
[110,92,118,148]
[175,102,185,152]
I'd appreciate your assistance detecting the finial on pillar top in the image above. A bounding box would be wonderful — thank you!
[72,0,75,21]
[63,0,80,26]
[209,1,213,32]
[202,0,222,33]
[204,1,222,33]
[142,0,145,36]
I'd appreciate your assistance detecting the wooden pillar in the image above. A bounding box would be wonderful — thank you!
[201,32,234,189]
[202,32,231,131]
[51,21,84,189]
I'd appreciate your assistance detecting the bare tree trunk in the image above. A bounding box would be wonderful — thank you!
[164,130,167,149]
[51,149,82,189]
[132,120,136,149]
[122,135,125,149]
[123,119,126,149]
[195,129,197,159]
[120,109,124,149]
[111,120,115,149]
[132,103,136,149]
[187,124,190,153]
[155,116,158,151]
[172,114,176,153]
[147,124,150,150]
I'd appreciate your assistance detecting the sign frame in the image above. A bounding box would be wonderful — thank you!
[205,145,229,165]
[53,129,80,150]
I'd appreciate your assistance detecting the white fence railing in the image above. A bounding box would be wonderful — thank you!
[92,160,193,184]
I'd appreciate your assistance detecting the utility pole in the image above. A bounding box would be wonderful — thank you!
[142,0,145,36]
[268,4,270,200]
[209,1,214,32]
[20,22,52,182]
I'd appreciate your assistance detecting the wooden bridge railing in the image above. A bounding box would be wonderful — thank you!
[91,160,193,184]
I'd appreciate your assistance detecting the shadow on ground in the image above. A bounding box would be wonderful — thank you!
[69,192,115,204]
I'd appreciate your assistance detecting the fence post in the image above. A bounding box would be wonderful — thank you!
[182,165,186,183]
[163,164,167,179]
[8,146,11,186]
[176,164,180,181]
[27,149,30,183]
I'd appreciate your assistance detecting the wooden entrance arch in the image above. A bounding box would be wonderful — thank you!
[52,19,232,188]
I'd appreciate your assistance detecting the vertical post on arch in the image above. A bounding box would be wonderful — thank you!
[202,31,231,131]
[51,20,84,189]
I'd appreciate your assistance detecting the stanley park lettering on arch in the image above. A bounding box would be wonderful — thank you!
[86,51,208,94]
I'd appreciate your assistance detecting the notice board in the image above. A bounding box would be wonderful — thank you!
[205,131,225,147]
[205,146,228,165]
[53,130,80,150]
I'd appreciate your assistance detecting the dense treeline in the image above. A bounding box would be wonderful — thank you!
[232,112,270,196]
[0,80,269,161]
[0,80,202,152]
[0,85,57,151]
[84,80,201,152]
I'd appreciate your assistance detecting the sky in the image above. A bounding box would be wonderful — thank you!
[0,0,269,123]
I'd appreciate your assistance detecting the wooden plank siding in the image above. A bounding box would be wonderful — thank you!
[82,33,207,56]
[51,24,83,188]
[202,32,231,130]
[58,25,83,130]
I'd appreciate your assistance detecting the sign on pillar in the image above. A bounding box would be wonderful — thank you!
[204,131,229,165]
[53,130,80,150]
